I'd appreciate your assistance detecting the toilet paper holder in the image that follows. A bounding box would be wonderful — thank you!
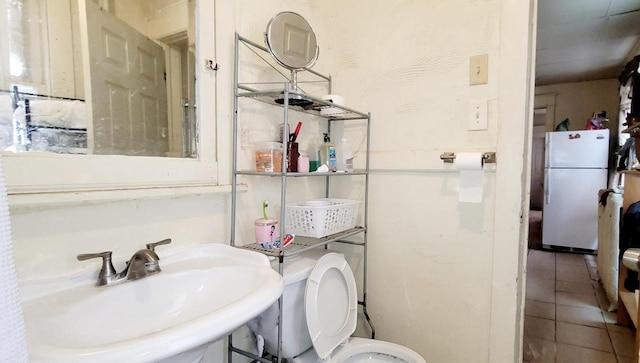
[439,152,496,164]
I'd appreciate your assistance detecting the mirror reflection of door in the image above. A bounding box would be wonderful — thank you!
[162,36,196,158]
[82,0,168,156]
[0,0,197,158]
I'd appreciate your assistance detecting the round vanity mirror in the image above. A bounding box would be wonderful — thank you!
[265,11,319,70]
[265,12,318,106]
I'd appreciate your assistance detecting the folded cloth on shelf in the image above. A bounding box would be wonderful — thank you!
[13,99,87,129]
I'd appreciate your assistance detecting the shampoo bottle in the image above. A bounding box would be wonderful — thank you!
[319,133,336,172]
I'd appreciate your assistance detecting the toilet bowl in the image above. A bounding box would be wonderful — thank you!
[292,337,426,363]
[249,250,426,363]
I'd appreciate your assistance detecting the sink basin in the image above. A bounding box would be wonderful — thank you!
[21,243,283,362]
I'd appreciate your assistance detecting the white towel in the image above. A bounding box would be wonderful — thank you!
[14,99,87,129]
[0,157,29,362]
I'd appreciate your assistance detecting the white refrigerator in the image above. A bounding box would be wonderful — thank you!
[542,129,610,251]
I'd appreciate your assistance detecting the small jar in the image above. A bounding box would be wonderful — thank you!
[255,142,283,172]
[297,153,310,173]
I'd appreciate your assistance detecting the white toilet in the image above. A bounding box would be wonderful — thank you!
[249,249,426,363]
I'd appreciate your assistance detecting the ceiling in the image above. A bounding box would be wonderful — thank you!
[536,0,640,86]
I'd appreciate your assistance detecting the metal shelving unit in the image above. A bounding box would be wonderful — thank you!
[228,33,372,363]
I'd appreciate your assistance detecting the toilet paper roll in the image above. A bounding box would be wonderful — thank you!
[456,152,484,203]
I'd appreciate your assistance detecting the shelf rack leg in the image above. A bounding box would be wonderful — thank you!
[227,333,232,363]
[231,32,240,249]
[359,294,376,339]
[229,346,272,363]
[363,113,374,339]
[273,86,291,363]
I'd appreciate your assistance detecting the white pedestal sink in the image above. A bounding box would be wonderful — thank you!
[21,243,283,362]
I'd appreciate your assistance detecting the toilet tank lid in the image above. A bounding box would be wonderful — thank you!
[270,249,341,285]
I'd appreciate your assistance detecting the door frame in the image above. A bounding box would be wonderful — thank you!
[530,124,546,210]
[489,0,537,361]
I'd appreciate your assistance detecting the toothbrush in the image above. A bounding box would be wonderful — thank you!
[289,122,302,142]
[293,121,302,140]
[262,200,269,220]
[282,234,295,247]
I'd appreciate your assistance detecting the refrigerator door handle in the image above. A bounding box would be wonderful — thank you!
[545,133,551,168]
[544,171,550,204]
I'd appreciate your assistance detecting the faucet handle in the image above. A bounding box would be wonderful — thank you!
[77,251,112,261]
[146,238,172,252]
[77,251,117,286]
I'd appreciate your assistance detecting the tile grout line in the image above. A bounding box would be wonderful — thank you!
[525,251,635,362]
[585,254,620,360]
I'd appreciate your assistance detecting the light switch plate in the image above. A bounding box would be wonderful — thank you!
[469,99,488,130]
[469,54,488,85]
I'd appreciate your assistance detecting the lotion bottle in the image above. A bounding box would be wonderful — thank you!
[319,133,336,172]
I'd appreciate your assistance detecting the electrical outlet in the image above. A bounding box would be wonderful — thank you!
[469,99,488,130]
[469,54,488,85]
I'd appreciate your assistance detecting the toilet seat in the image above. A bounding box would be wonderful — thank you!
[299,252,426,363]
[292,337,427,363]
[304,253,358,359]
[330,337,427,363]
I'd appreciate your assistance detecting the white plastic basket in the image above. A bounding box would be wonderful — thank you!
[285,198,360,238]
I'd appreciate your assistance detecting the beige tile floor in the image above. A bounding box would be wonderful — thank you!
[524,250,637,363]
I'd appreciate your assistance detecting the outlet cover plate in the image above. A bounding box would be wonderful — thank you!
[469,99,488,130]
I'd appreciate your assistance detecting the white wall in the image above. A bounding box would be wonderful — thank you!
[46,0,77,98]
[10,1,534,362]
[11,195,229,280]
[219,1,533,362]
[113,0,190,39]
[113,0,149,36]
[535,79,620,185]
[535,79,620,133]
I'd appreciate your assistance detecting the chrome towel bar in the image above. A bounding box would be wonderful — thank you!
[439,152,496,164]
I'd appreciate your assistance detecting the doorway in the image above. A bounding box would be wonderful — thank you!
[528,108,548,250]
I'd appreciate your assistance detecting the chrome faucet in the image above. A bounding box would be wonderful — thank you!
[77,238,172,287]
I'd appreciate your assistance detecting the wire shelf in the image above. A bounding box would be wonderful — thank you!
[238,226,366,257]
[237,89,369,120]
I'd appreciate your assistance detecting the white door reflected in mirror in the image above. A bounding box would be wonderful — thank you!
[0,0,197,158]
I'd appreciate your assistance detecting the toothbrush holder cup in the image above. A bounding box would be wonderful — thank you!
[287,141,298,172]
[255,218,279,244]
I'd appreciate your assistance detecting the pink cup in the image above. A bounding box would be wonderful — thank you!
[255,218,278,244]
[297,154,310,173]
